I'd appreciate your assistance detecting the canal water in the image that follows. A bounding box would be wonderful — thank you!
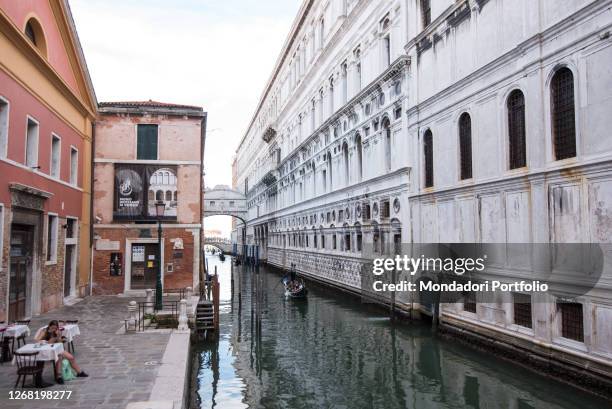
[193,254,609,409]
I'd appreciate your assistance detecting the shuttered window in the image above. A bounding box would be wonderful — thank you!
[137,124,158,160]
[508,90,527,169]
[551,68,576,160]
[459,113,472,180]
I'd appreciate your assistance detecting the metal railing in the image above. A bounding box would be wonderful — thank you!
[136,300,180,332]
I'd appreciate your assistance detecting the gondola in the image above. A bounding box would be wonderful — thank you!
[282,267,308,298]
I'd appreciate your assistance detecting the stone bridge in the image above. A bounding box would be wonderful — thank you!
[203,237,233,254]
[203,185,246,223]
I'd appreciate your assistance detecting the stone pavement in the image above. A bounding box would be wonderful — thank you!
[0,296,171,409]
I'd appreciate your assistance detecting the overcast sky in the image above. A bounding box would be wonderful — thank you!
[70,0,301,237]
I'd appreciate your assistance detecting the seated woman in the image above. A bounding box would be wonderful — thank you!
[35,320,88,384]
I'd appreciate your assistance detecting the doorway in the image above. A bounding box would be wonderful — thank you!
[130,243,159,290]
[63,218,78,298]
[63,244,76,297]
[9,224,34,321]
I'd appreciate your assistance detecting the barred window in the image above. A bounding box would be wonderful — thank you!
[423,129,434,188]
[559,302,584,342]
[508,90,527,169]
[421,0,431,27]
[459,113,472,180]
[513,293,532,328]
[463,292,476,313]
[551,68,576,160]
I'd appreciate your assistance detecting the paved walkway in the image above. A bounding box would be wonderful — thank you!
[0,296,171,409]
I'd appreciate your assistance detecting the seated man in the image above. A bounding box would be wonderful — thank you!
[35,320,88,384]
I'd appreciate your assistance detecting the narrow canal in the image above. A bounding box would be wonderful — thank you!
[192,255,609,409]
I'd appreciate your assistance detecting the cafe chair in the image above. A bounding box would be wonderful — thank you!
[14,351,42,389]
[63,320,78,354]
[13,320,30,350]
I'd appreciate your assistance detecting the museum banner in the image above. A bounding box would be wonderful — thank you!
[113,164,178,220]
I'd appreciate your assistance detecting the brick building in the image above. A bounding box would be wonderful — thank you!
[92,101,206,295]
[0,1,97,320]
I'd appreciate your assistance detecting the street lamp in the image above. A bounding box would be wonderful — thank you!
[154,200,165,310]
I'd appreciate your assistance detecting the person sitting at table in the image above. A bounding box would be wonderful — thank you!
[35,320,88,384]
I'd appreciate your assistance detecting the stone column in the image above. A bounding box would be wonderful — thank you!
[128,300,138,330]
[185,286,193,312]
[177,299,188,331]
[145,289,154,314]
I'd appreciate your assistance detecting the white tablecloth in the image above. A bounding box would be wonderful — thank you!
[13,343,64,363]
[0,324,30,338]
[36,324,81,342]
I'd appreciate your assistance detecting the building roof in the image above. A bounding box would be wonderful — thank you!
[98,99,206,117]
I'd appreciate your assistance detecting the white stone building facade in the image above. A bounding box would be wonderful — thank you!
[234,0,612,388]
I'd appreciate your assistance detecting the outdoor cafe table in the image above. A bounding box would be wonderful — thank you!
[0,324,31,362]
[0,324,31,338]
[37,324,80,342]
[13,343,64,387]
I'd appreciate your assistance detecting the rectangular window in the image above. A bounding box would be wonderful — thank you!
[383,35,391,68]
[513,293,532,328]
[319,18,325,49]
[559,302,584,342]
[136,124,158,160]
[0,97,8,158]
[46,214,58,262]
[464,292,477,313]
[25,117,39,167]
[70,147,78,185]
[66,218,76,239]
[421,0,431,28]
[356,233,362,252]
[424,130,434,188]
[381,200,390,219]
[50,134,60,178]
[332,235,337,250]
[344,234,351,251]
[321,235,326,249]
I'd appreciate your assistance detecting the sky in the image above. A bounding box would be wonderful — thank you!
[70,0,302,237]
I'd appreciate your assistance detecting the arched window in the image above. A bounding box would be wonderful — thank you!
[355,134,363,181]
[459,113,472,180]
[383,118,391,171]
[423,129,433,188]
[155,190,163,201]
[342,142,349,186]
[507,90,526,169]
[551,67,576,160]
[173,191,178,201]
[165,191,172,201]
[24,18,47,56]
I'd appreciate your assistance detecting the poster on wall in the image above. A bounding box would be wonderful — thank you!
[113,164,178,220]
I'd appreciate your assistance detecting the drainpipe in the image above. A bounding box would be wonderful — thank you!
[89,121,96,297]
[200,113,208,287]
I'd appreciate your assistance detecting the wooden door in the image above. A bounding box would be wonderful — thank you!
[9,225,33,321]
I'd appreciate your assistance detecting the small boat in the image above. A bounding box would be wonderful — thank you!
[282,275,308,298]
[219,253,226,262]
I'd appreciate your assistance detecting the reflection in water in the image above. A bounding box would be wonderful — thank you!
[194,256,609,409]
